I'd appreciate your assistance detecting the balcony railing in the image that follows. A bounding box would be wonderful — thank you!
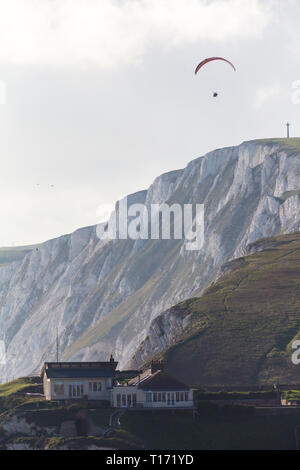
[116,401,194,409]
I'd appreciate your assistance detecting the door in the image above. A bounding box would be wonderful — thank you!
[167,392,175,406]
[127,394,132,407]
[69,383,84,398]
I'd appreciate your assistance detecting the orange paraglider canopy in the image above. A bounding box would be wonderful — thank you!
[195,57,236,74]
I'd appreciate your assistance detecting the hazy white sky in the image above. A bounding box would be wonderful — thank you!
[0,0,299,246]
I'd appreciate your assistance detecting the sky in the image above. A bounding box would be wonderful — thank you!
[0,0,300,246]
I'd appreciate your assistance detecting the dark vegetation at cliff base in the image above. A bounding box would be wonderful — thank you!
[120,408,300,450]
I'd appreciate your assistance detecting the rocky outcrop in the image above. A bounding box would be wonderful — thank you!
[2,413,56,436]
[129,305,198,367]
[6,443,34,450]
[1,139,300,378]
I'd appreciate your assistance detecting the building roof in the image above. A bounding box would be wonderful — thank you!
[45,368,115,379]
[136,370,190,391]
[128,368,152,386]
[41,360,118,377]
[115,370,142,380]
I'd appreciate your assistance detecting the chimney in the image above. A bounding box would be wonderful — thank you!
[109,354,115,363]
[151,360,164,374]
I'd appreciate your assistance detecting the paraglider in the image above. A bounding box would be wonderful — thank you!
[194,57,236,75]
[195,57,236,98]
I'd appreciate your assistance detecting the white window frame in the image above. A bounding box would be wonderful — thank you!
[89,381,102,393]
[69,382,84,398]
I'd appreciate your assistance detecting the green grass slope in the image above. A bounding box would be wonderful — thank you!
[157,233,300,386]
[249,137,300,155]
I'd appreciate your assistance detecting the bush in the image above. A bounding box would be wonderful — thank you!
[195,390,276,402]
[197,401,219,416]
[197,401,254,417]
[220,403,255,417]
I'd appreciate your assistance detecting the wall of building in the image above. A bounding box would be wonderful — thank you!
[112,386,194,408]
[112,386,144,408]
[45,377,112,401]
[142,390,194,408]
[43,374,51,400]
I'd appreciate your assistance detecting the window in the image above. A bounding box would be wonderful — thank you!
[180,392,184,401]
[167,392,175,405]
[157,392,161,402]
[53,382,64,395]
[162,392,166,402]
[185,392,189,401]
[145,392,152,403]
[116,394,121,407]
[122,394,126,406]
[68,383,84,397]
[127,394,132,407]
[176,392,180,402]
[132,394,137,406]
[153,392,157,402]
[89,382,102,392]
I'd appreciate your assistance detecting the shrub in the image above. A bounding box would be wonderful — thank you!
[197,401,219,416]
[220,403,255,417]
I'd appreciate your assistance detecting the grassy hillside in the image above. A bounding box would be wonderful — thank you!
[0,377,39,397]
[154,232,300,386]
[249,137,300,155]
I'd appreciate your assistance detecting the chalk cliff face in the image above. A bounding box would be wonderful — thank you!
[0,139,300,380]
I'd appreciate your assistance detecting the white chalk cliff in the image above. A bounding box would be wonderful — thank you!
[0,139,300,379]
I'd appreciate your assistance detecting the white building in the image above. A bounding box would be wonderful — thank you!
[111,362,194,409]
[41,357,117,401]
